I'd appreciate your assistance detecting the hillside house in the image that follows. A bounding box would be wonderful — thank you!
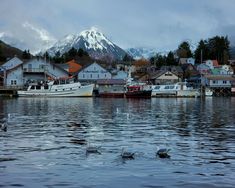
[205,60,219,69]
[201,75,235,88]
[197,63,211,75]
[179,58,195,65]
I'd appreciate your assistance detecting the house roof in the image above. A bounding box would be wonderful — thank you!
[204,75,235,81]
[212,60,219,67]
[150,70,179,79]
[97,79,126,85]
[78,62,111,74]
[66,59,82,73]
[160,66,183,73]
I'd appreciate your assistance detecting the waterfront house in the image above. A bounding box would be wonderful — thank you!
[4,57,69,88]
[201,75,235,88]
[77,62,112,81]
[150,70,181,85]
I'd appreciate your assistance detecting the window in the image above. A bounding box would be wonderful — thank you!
[83,74,85,78]
[105,74,106,78]
[213,80,218,84]
[10,80,17,85]
[223,81,227,84]
[90,74,92,78]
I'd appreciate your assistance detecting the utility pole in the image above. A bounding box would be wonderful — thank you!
[200,49,203,64]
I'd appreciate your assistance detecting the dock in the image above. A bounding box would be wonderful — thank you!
[0,87,19,97]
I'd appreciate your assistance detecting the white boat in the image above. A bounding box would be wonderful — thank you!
[17,79,94,97]
[205,88,213,96]
[151,82,200,97]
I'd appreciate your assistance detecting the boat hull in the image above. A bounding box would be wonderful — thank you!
[98,92,125,98]
[125,90,152,98]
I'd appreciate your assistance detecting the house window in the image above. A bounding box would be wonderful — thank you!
[11,80,17,85]
[213,80,218,84]
[97,74,99,78]
[223,81,227,84]
[105,74,106,77]
[83,74,85,78]
[90,74,92,78]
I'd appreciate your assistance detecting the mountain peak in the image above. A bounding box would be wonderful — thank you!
[45,27,126,60]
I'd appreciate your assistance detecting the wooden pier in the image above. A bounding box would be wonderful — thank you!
[0,87,19,97]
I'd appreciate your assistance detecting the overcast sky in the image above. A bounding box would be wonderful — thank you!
[1,0,235,52]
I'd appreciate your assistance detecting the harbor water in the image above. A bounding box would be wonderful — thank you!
[0,97,235,188]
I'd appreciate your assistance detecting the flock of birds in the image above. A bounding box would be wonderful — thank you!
[1,114,171,159]
[85,146,170,159]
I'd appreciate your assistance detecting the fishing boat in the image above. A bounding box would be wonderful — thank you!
[17,79,94,97]
[205,88,213,96]
[151,82,200,97]
[125,84,152,98]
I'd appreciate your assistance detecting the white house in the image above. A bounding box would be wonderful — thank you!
[78,62,111,81]
[221,65,234,75]
[201,75,235,88]
[5,58,69,87]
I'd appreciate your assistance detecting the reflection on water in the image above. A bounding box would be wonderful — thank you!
[0,97,235,188]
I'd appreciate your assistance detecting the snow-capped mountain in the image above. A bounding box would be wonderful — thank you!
[45,27,127,60]
[126,47,158,60]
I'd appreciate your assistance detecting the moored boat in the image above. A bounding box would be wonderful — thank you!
[151,82,200,97]
[125,85,152,98]
[17,79,94,97]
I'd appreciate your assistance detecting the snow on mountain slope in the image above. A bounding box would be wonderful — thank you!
[45,27,127,60]
[126,47,158,59]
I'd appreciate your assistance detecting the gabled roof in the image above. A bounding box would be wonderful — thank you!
[150,70,179,79]
[78,62,111,74]
[66,59,82,73]
[212,60,219,67]
[6,58,69,75]
[97,79,126,85]
[204,75,235,81]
